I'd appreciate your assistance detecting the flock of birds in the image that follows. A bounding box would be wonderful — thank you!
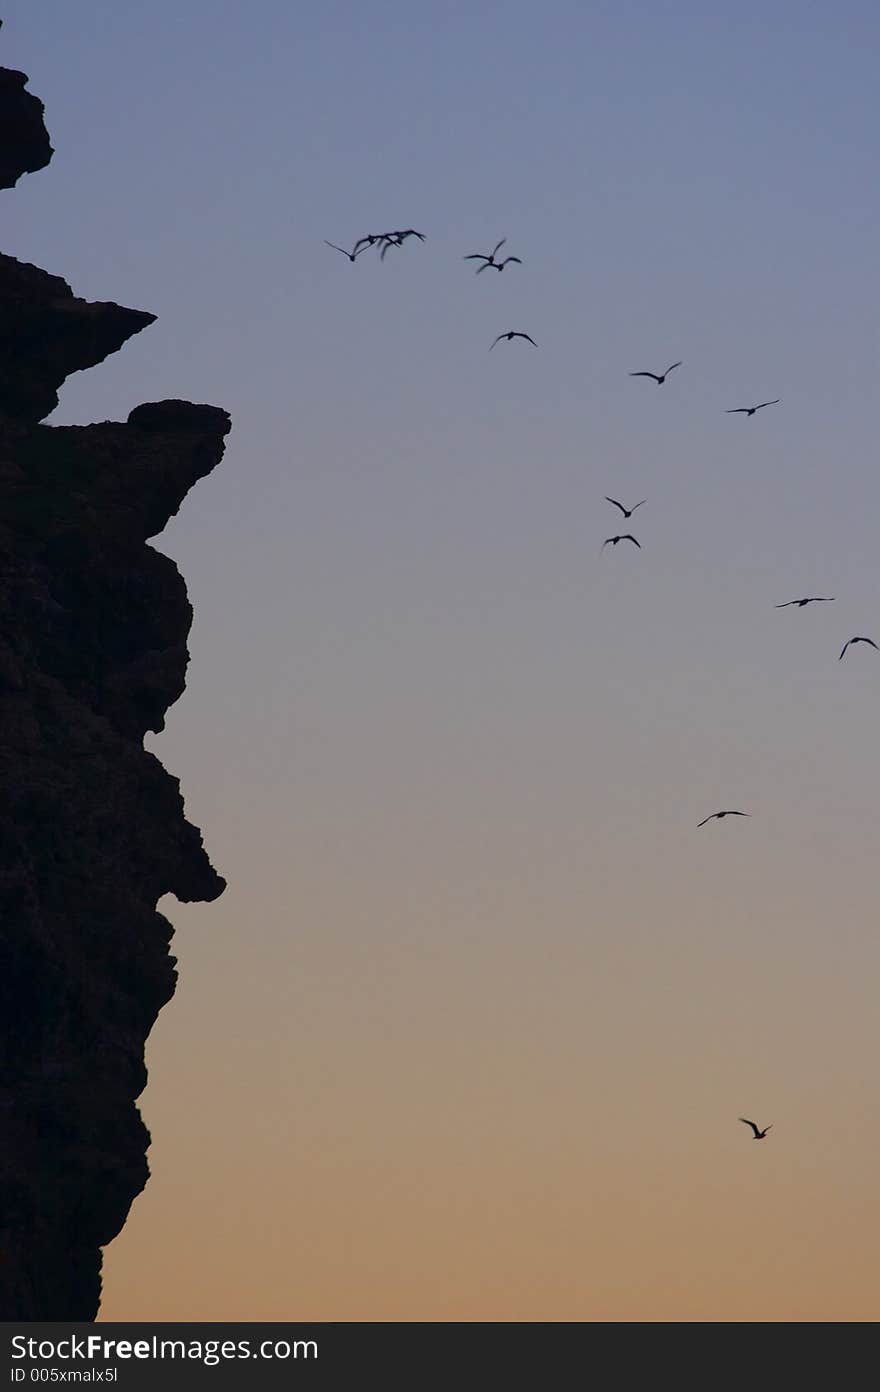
[324,224,879,1148]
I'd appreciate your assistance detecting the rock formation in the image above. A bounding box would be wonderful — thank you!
[0,21,52,191]
[0,31,229,1318]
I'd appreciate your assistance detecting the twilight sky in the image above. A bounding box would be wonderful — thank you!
[5,1,879,1320]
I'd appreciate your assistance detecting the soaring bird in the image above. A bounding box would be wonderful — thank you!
[839,636,879,660]
[775,597,835,608]
[739,1118,773,1140]
[464,239,522,273]
[605,496,646,519]
[379,236,403,259]
[378,228,427,259]
[602,534,641,550]
[324,240,368,262]
[490,331,538,350]
[629,361,682,384]
[479,255,521,274]
[352,233,384,255]
[726,400,780,416]
[697,810,750,827]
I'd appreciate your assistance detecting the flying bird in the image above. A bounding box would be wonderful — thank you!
[629,361,682,384]
[726,400,780,416]
[739,1118,773,1140]
[377,229,427,259]
[490,331,538,350]
[839,636,879,660]
[605,497,646,519]
[347,231,425,260]
[464,239,522,273]
[775,597,835,608]
[602,534,641,550]
[351,233,384,255]
[478,255,521,274]
[324,240,368,262]
[697,810,750,827]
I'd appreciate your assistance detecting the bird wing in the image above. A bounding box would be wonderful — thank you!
[605,497,626,515]
[839,640,851,660]
[775,601,796,607]
[862,637,880,649]
[696,815,716,827]
[352,236,374,254]
[464,253,489,261]
[665,361,683,375]
[630,372,661,381]
[475,262,492,274]
[739,1118,761,1137]
[518,334,538,346]
[630,499,647,511]
[623,535,641,547]
[726,408,750,413]
[601,538,614,549]
[756,399,780,409]
[489,335,504,350]
[324,241,348,255]
[725,811,750,817]
[501,257,522,266]
[492,239,506,257]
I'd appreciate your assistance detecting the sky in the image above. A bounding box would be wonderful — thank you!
[4,1,879,1320]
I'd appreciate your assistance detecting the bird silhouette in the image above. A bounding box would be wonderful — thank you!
[629,361,682,384]
[697,810,750,827]
[479,255,521,274]
[605,497,646,519]
[739,1118,773,1140]
[351,233,384,255]
[602,534,641,550]
[726,400,780,416]
[490,331,538,350]
[464,239,522,273]
[379,236,403,259]
[324,240,368,262]
[839,636,879,660]
[775,597,835,608]
[377,229,427,259]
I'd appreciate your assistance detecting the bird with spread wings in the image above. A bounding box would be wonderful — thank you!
[739,1118,773,1139]
[726,399,780,416]
[490,331,537,350]
[629,361,682,384]
[464,238,522,274]
[697,810,750,828]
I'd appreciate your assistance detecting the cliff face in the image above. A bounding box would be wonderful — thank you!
[0,32,52,190]
[0,40,228,1319]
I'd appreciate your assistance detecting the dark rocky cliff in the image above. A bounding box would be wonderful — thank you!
[0,35,229,1318]
[0,21,52,191]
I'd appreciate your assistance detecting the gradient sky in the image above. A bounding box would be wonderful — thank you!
[5,1,879,1320]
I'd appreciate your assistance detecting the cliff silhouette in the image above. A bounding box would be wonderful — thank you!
[0,25,229,1318]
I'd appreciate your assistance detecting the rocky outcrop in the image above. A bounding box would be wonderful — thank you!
[0,26,53,189]
[0,35,229,1319]
[0,254,156,423]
